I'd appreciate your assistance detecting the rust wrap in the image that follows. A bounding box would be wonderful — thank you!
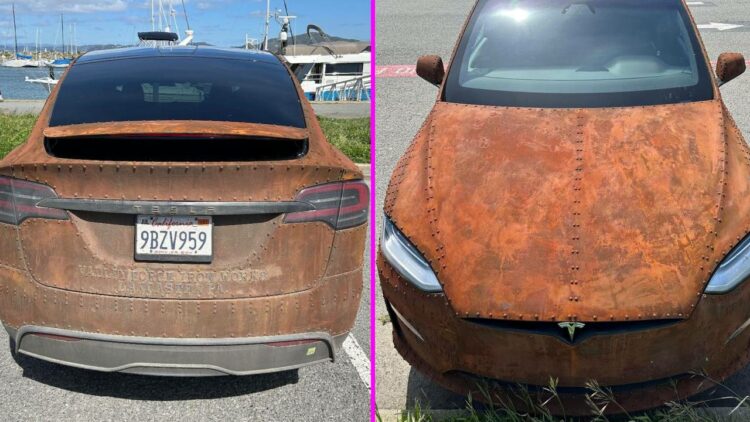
[380,0,750,412]
[386,101,746,322]
[381,256,750,414]
[0,58,367,340]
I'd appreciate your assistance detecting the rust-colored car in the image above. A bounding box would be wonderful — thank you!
[0,45,368,376]
[379,0,748,413]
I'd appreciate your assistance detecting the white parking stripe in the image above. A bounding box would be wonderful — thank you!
[343,335,371,390]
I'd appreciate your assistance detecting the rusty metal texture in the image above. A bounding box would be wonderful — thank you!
[0,263,362,338]
[0,55,366,340]
[716,52,748,83]
[379,0,750,412]
[43,120,310,141]
[380,255,750,415]
[382,0,749,323]
[415,56,445,86]
[390,100,741,322]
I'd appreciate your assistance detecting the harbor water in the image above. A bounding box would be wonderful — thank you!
[0,66,54,100]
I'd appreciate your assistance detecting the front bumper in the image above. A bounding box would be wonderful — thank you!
[6,325,346,376]
[379,252,750,414]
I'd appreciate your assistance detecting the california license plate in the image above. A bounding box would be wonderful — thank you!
[135,216,213,263]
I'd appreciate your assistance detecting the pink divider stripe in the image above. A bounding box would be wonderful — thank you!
[376,60,750,78]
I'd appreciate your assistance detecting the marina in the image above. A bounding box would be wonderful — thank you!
[0,0,370,102]
[0,66,56,100]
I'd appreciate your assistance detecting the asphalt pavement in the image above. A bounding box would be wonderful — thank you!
[375,0,750,415]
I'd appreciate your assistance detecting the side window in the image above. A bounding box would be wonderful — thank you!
[312,64,324,84]
[324,63,363,76]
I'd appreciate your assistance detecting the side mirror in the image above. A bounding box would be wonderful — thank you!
[416,55,445,86]
[716,52,746,86]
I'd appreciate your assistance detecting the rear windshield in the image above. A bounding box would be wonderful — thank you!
[444,0,714,108]
[50,56,306,128]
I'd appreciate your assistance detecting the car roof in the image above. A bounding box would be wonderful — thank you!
[75,46,281,66]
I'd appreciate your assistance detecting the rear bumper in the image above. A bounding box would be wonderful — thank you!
[6,325,347,377]
[0,264,362,340]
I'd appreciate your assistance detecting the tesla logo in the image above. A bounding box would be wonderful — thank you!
[558,322,585,341]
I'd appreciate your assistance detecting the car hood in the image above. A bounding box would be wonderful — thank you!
[385,100,750,322]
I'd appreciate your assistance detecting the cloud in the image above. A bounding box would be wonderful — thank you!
[0,0,127,13]
[195,0,239,11]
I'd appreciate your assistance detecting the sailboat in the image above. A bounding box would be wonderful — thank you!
[49,15,72,68]
[2,4,40,68]
[145,0,194,46]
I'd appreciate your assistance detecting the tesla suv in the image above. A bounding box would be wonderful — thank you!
[0,44,368,376]
[379,0,748,414]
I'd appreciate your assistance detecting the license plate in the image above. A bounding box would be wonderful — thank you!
[135,216,213,263]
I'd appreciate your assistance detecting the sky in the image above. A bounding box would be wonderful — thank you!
[0,0,370,50]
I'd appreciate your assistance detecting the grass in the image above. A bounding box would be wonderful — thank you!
[0,114,371,163]
[317,116,371,163]
[0,114,36,159]
[383,376,750,422]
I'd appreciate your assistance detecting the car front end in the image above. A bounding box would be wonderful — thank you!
[379,0,750,413]
[379,97,750,414]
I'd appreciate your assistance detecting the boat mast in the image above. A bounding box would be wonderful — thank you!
[263,0,270,51]
[60,14,65,56]
[151,0,155,31]
[159,0,164,32]
[12,3,18,57]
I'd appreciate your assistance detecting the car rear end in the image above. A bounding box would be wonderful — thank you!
[0,47,368,376]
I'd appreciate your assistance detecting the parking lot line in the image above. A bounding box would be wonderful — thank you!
[344,334,371,390]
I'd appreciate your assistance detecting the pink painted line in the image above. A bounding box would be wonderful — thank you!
[376,65,418,78]
[377,60,750,79]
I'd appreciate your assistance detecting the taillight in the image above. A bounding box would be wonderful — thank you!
[0,176,68,225]
[285,180,369,229]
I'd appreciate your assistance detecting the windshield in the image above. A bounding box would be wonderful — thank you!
[50,56,306,128]
[443,0,714,108]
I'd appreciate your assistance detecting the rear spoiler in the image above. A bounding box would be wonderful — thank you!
[43,121,309,141]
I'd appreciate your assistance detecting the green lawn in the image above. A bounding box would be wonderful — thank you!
[0,114,37,159]
[0,114,371,164]
[317,116,371,164]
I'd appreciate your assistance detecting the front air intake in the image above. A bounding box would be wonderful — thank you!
[465,318,680,344]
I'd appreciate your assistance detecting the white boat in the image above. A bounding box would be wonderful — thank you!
[2,59,29,68]
[1,4,42,68]
[145,0,195,46]
[49,15,74,69]
[285,43,371,101]
[271,18,370,102]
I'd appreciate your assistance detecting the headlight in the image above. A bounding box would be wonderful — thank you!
[381,217,443,293]
[706,235,750,294]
